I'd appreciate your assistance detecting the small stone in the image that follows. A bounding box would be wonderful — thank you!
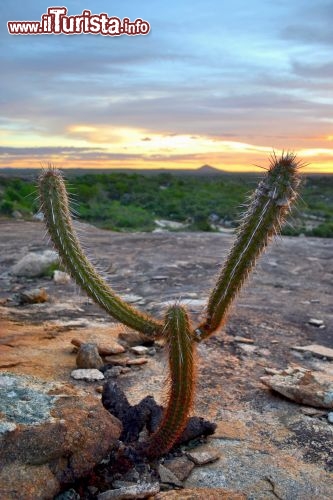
[234,336,254,344]
[104,367,131,378]
[301,407,327,417]
[71,369,104,381]
[17,287,48,304]
[97,482,160,499]
[71,338,125,356]
[154,489,246,499]
[261,366,333,409]
[164,456,195,481]
[158,464,183,488]
[53,270,71,284]
[238,344,256,354]
[76,343,104,369]
[186,450,220,466]
[130,346,149,355]
[291,344,333,361]
[104,356,148,366]
[308,318,324,327]
[152,275,168,280]
[118,331,153,347]
[11,250,58,277]
[327,412,333,424]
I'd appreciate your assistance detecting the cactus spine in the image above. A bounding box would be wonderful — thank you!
[142,304,196,458]
[39,168,163,338]
[39,153,301,458]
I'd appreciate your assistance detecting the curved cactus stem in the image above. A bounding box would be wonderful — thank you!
[195,152,301,341]
[39,167,163,338]
[141,304,196,459]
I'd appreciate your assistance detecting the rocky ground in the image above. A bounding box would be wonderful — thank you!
[0,220,332,499]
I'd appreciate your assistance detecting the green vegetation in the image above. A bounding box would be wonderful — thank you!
[0,170,332,236]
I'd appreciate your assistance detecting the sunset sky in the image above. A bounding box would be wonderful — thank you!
[1,1,333,173]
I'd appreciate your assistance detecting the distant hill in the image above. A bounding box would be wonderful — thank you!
[197,164,223,175]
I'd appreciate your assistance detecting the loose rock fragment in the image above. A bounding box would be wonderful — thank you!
[291,344,333,360]
[158,464,183,488]
[97,482,160,500]
[53,270,71,284]
[104,356,148,366]
[71,369,104,381]
[154,489,246,499]
[71,338,126,356]
[76,343,104,369]
[17,287,48,304]
[261,366,333,409]
[11,250,58,277]
[164,456,195,481]
[130,346,150,355]
[308,318,324,327]
[234,336,254,344]
[118,331,154,347]
[186,449,220,466]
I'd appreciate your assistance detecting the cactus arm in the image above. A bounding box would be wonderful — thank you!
[39,168,163,337]
[195,153,301,341]
[142,304,196,458]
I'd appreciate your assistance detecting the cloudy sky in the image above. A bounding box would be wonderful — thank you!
[1,0,333,172]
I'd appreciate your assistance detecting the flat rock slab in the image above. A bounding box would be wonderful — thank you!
[0,372,121,499]
[154,489,246,499]
[261,366,333,408]
[97,482,160,499]
[291,344,333,360]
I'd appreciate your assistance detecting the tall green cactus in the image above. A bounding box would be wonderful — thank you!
[143,304,196,459]
[39,152,301,458]
[39,167,163,338]
[195,152,301,340]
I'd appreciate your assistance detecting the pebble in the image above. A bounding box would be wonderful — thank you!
[71,369,104,381]
[97,482,160,499]
[158,464,183,488]
[308,318,324,327]
[72,338,125,355]
[53,270,71,284]
[186,450,220,466]
[130,346,149,355]
[328,412,333,424]
[291,344,333,361]
[301,407,327,417]
[17,287,48,304]
[118,331,153,347]
[234,336,254,344]
[164,456,195,481]
[76,343,104,369]
[104,356,148,366]
[104,367,131,378]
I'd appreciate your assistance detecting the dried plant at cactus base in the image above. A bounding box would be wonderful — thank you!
[39,153,301,459]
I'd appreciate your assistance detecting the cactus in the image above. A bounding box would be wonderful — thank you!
[195,152,301,340]
[142,304,196,458]
[39,167,163,338]
[39,152,301,458]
